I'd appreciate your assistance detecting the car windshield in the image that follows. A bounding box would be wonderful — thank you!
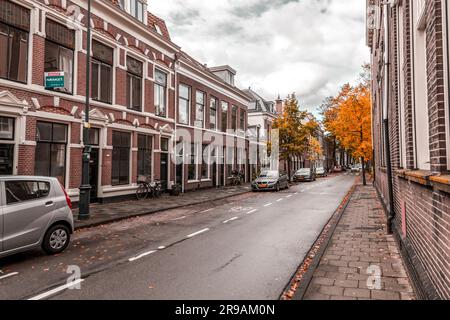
[297,169,310,174]
[259,171,279,178]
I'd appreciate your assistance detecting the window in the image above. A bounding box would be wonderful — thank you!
[227,146,234,177]
[154,24,162,35]
[221,102,228,133]
[412,0,430,170]
[112,131,131,185]
[154,69,167,117]
[0,0,29,84]
[231,106,237,132]
[5,181,50,205]
[0,116,14,140]
[130,0,146,23]
[126,56,143,111]
[178,84,190,124]
[195,90,205,128]
[161,137,169,152]
[240,109,246,130]
[201,144,209,180]
[138,134,152,177]
[210,97,218,130]
[92,40,113,104]
[188,143,197,181]
[44,19,75,94]
[88,128,100,146]
[35,122,67,185]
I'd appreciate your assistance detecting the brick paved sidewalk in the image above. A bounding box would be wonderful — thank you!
[73,184,251,230]
[303,183,416,300]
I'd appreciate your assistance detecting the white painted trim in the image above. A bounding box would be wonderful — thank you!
[178,65,250,106]
[443,0,450,170]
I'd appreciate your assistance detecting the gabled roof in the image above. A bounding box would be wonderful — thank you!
[242,88,276,114]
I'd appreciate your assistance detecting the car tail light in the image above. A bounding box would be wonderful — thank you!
[59,182,72,209]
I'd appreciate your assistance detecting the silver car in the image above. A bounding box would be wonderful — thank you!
[0,176,74,258]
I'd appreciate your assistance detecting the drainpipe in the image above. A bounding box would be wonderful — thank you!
[382,1,396,234]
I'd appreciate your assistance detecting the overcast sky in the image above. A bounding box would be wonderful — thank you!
[149,0,369,115]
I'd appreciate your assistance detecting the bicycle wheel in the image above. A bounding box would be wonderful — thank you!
[136,184,149,200]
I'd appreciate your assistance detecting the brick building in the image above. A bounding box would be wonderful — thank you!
[0,0,250,203]
[367,0,450,299]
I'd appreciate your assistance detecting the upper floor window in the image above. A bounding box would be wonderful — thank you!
[221,102,228,133]
[126,56,143,111]
[0,116,14,140]
[240,109,246,130]
[210,97,218,130]
[44,19,75,94]
[178,84,190,125]
[92,40,113,104]
[231,106,237,132]
[119,0,147,24]
[195,90,205,128]
[154,69,167,117]
[0,0,29,84]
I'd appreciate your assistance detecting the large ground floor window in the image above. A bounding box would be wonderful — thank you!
[137,134,152,177]
[112,131,131,186]
[35,121,67,185]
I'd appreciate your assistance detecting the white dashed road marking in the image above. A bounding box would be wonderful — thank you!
[264,203,273,207]
[223,217,238,224]
[28,279,85,300]
[277,198,283,202]
[187,228,210,238]
[246,209,258,215]
[129,250,157,262]
[0,272,19,281]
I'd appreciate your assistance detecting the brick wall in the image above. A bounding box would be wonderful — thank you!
[369,1,450,299]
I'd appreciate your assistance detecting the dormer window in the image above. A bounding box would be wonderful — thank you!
[154,23,162,35]
[119,0,147,24]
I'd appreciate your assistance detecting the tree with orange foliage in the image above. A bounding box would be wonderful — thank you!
[322,67,372,185]
[272,94,309,179]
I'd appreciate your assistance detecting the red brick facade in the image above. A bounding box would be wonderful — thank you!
[368,0,450,299]
[0,0,251,203]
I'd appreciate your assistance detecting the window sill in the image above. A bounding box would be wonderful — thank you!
[395,169,450,194]
[200,179,211,182]
[187,180,200,184]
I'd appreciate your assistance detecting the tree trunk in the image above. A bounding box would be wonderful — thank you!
[361,156,367,186]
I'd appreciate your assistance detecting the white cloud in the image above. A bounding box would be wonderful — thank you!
[149,0,369,114]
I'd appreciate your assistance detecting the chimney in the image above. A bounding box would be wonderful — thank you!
[275,94,283,115]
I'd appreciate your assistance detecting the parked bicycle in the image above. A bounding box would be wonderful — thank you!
[230,170,244,186]
[136,175,162,200]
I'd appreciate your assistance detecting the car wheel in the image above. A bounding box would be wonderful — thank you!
[276,183,280,192]
[42,224,71,255]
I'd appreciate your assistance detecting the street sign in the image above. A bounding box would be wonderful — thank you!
[44,71,65,89]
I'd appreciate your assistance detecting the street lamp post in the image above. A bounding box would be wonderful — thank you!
[78,0,92,219]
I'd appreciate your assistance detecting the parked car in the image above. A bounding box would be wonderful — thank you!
[293,168,316,182]
[0,176,74,259]
[252,170,289,192]
[316,167,327,178]
[351,164,363,173]
[333,165,344,172]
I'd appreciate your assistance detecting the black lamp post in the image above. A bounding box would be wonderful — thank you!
[78,0,92,219]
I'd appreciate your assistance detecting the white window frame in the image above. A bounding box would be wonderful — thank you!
[443,0,450,170]
[412,0,431,170]
[178,84,190,125]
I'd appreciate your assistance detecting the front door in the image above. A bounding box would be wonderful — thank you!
[160,153,169,191]
[89,148,99,202]
[0,144,14,175]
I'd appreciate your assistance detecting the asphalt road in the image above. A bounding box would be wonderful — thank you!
[0,174,355,300]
